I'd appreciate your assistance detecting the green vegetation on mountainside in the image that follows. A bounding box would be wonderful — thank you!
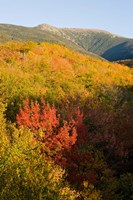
[1,23,133,61]
[0,24,100,59]
[61,28,133,61]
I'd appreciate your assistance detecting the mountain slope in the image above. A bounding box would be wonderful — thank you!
[0,24,100,59]
[0,23,133,61]
[0,41,133,200]
[59,28,133,61]
[37,24,133,61]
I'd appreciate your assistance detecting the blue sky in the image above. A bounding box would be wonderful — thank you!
[0,0,133,38]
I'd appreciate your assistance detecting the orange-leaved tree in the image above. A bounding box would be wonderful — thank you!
[17,98,102,189]
[16,98,78,164]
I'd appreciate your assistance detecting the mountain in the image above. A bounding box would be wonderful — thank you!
[0,23,133,61]
[0,24,100,59]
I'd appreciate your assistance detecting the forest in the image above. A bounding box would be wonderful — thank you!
[0,41,133,199]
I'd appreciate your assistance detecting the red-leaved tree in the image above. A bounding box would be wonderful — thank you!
[16,98,78,164]
[16,98,100,188]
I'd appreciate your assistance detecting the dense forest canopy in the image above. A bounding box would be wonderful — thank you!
[0,41,133,199]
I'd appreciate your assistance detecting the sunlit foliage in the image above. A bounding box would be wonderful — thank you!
[0,41,133,199]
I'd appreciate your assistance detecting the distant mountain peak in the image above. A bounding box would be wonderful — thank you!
[37,23,59,32]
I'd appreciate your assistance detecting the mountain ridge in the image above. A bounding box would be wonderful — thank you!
[37,23,129,38]
[0,23,133,61]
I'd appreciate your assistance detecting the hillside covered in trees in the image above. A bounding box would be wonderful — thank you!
[1,23,133,61]
[0,41,133,200]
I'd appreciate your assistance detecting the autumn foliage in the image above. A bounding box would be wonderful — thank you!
[16,98,107,191]
[17,98,78,163]
[1,41,133,199]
